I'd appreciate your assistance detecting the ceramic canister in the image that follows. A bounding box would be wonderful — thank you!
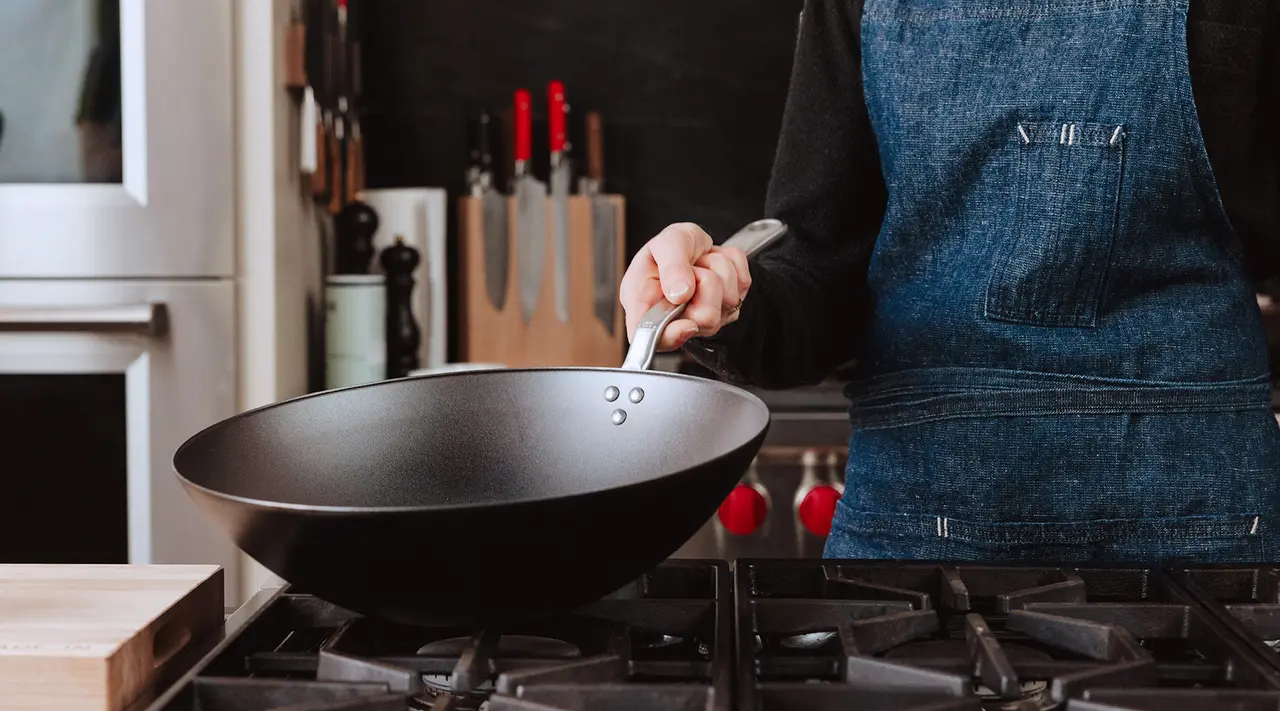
[325,274,386,389]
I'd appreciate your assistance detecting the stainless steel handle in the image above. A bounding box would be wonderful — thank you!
[620,218,788,371]
[0,303,169,337]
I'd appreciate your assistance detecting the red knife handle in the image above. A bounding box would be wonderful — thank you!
[548,81,566,153]
[514,89,532,163]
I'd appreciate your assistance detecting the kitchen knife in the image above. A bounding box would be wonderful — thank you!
[470,110,509,311]
[327,0,350,214]
[584,111,619,334]
[309,0,335,206]
[513,89,547,324]
[548,81,571,323]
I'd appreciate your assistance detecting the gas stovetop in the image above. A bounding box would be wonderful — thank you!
[137,560,1280,711]
[140,559,731,711]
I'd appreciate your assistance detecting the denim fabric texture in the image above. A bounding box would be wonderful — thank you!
[825,0,1280,563]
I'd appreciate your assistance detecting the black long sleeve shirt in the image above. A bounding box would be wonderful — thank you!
[687,0,1280,389]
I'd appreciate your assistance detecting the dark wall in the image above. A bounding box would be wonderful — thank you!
[357,0,804,253]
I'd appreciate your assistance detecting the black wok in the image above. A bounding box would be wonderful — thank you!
[173,219,787,626]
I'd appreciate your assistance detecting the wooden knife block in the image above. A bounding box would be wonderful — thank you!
[458,194,626,367]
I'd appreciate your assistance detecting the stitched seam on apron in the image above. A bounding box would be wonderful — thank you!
[863,0,1178,23]
[849,388,1267,430]
[837,510,1261,545]
[847,366,1271,398]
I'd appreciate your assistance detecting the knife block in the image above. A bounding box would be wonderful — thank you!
[457,194,626,367]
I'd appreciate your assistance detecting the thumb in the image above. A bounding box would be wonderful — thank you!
[649,223,712,304]
[658,263,696,303]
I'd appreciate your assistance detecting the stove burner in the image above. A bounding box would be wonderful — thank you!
[882,639,1050,663]
[416,634,582,659]
[883,639,1054,711]
[414,684,489,711]
[634,632,685,650]
[780,631,838,650]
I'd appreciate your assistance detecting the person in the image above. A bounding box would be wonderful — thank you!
[619,0,1280,563]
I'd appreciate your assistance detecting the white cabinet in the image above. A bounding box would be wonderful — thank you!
[0,0,233,278]
[0,1,243,601]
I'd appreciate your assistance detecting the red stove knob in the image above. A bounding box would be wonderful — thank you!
[798,485,841,536]
[717,485,767,535]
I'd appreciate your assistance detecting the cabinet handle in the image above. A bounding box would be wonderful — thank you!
[0,303,168,337]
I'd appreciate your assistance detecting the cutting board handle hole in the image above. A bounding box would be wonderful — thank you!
[151,618,191,668]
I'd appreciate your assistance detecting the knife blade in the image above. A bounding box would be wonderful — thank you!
[469,110,509,311]
[513,89,547,324]
[584,111,618,334]
[548,81,571,324]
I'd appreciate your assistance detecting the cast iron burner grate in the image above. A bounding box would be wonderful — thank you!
[1171,565,1280,675]
[736,560,1280,711]
[139,560,732,711]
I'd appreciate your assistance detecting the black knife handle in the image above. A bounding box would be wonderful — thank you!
[477,110,495,175]
[467,113,484,171]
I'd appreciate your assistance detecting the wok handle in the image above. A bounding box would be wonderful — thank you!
[0,303,168,337]
[620,218,788,371]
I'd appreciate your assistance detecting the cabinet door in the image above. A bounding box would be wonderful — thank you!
[0,0,233,278]
[0,279,240,599]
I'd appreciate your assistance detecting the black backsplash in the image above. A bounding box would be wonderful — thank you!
[356,0,804,254]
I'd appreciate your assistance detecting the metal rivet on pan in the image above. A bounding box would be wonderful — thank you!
[604,386,620,402]
[611,409,627,425]
[628,387,644,403]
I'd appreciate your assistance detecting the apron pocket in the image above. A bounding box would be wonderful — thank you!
[829,505,1266,564]
[985,120,1127,328]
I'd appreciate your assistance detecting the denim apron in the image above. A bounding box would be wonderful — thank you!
[824,0,1280,564]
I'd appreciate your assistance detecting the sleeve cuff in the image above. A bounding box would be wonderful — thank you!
[679,294,760,385]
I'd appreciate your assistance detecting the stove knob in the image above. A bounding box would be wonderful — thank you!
[717,484,768,536]
[798,485,841,537]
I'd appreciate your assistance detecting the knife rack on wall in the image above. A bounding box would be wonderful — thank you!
[458,195,625,367]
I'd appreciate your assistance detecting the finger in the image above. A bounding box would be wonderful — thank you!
[619,244,658,340]
[619,245,658,304]
[655,267,726,350]
[657,318,700,351]
[715,245,752,292]
[683,266,725,334]
[621,274,665,341]
[697,250,740,310]
[648,223,713,304]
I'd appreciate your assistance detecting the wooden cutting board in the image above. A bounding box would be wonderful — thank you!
[0,564,224,711]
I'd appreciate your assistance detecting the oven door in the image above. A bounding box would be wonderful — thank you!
[0,280,240,596]
[0,0,232,277]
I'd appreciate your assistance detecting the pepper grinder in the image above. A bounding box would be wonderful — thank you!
[380,236,422,378]
[334,200,379,274]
